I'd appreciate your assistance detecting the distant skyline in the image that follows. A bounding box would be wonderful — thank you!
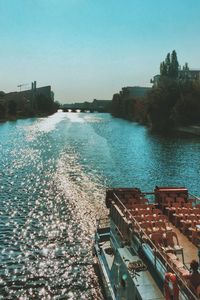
[1,0,200,103]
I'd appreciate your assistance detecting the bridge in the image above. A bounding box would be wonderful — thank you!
[62,99,111,113]
[63,107,96,113]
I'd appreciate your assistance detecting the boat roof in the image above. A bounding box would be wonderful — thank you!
[155,186,188,193]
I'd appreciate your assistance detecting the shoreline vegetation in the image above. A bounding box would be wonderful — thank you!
[110,51,200,135]
[1,51,199,136]
[0,92,60,123]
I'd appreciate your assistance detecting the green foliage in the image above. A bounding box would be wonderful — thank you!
[160,50,179,79]
[173,81,200,125]
[8,100,17,116]
[147,79,180,131]
[111,93,147,123]
[179,62,190,81]
[111,50,200,132]
[111,93,121,117]
[35,94,55,114]
[0,103,6,119]
[147,79,200,131]
[0,90,61,122]
[53,101,61,111]
[147,50,200,131]
[160,62,167,76]
[170,50,179,78]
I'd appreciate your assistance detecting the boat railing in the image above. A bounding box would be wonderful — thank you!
[112,192,199,300]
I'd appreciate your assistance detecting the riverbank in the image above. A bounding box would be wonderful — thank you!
[111,55,200,133]
[0,111,56,123]
[111,111,200,137]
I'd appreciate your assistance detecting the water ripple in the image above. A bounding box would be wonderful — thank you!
[0,115,106,299]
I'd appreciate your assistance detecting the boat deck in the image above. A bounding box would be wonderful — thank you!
[100,186,200,299]
[97,235,165,300]
[172,224,199,267]
[101,240,114,270]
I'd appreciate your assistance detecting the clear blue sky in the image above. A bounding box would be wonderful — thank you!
[0,0,200,103]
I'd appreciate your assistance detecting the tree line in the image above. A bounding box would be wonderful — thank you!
[111,51,200,132]
[0,92,60,121]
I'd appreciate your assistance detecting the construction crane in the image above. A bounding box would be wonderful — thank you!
[17,83,29,92]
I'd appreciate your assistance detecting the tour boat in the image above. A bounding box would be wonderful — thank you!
[93,186,200,300]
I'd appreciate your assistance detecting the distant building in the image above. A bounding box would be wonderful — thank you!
[151,69,200,87]
[179,69,200,81]
[0,81,54,116]
[91,99,111,111]
[20,81,54,101]
[62,99,111,112]
[5,81,54,104]
[120,86,151,98]
[3,91,30,114]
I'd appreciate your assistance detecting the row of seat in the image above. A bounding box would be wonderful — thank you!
[112,188,197,297]
[150,231,182,250]
[130,204,183,256]
[136,219,199,296]
[128,203,156,210]
[173,210,200,225]
[141,230,185,264]
[134,213,167,222]
[123,189,198,296]
[155,192,200,245]
[130,200,189,280]
[139,220,172,234]
[161,199,194,212]
[131,208,162,216]
[173,211,200,244]
[125,198,149,208]
[166,203,194,218]
[161,200,200,245]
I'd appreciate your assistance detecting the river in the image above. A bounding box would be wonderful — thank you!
[0,111,200,299]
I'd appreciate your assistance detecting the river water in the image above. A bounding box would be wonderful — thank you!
[0,111,200,299]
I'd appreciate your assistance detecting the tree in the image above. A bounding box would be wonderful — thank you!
[147,78,180,131]
[0,103,6,119]
[53,101,61,111]
[35,94,54,114]
[8,100,17,115]
[165,53,171,75]
[173,81,200,125]
[180,62,190,81]
[160,62,167,76]
[160,50,179,79]
[183,62,189,71]
[111,93,121,117]
[170,50,179,78]
[0,91,5,98]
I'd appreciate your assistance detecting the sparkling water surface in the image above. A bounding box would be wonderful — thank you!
[0,111,200,299]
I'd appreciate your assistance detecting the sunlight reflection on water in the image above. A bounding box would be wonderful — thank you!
[1,111,200,299]
[25,111,67,142]
[0,112,106,299]
[0,151,106,299]
[66,113,85,123]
